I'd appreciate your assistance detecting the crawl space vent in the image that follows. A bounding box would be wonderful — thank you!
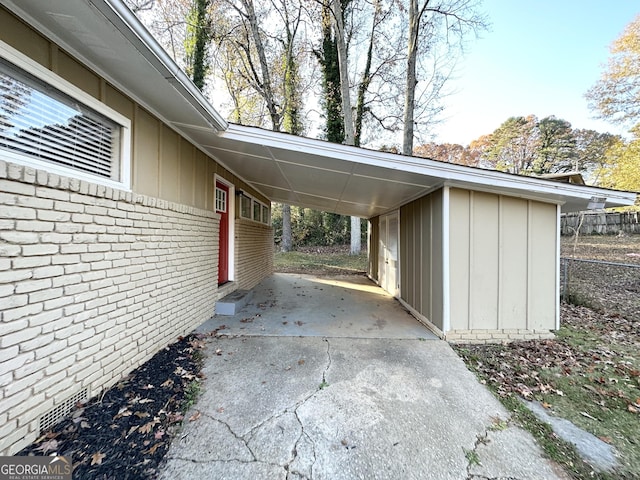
[39,388,88,433]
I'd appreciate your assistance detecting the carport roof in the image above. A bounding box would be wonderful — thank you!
[5,0,636,218]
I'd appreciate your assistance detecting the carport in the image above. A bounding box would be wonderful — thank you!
[198,124,635,341]
[198,273,438,340]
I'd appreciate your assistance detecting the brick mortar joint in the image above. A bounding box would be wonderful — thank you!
[0,160,220,220]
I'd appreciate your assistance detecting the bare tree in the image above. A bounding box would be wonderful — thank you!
[402,0,486,155]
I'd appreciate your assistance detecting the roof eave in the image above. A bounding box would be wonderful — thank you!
[93,0,228,132]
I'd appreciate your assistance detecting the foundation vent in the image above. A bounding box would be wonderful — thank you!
[39,388,89,433]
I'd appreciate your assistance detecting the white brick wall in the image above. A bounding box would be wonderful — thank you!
[445,329,555,344]
[235,219,274,291]
[0,160,219,455]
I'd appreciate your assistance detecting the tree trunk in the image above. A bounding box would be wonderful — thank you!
[282,204,292,252]
[350,216,361,254]
[241,0,281,131]
[332,0,360,254]
[332,0,354,146]
[403,0,419,156]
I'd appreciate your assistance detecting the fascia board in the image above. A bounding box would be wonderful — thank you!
[95,0,228,131]
[222,125,637,207]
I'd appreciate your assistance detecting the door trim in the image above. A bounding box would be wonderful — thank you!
[378,211,400,298]
[214,175,235,283]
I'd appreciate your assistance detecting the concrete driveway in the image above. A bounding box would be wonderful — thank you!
[159,274,567,479]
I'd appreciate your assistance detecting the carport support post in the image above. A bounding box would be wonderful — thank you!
[442,186,451,334]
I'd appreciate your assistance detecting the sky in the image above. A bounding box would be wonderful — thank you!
[431,0,640,146]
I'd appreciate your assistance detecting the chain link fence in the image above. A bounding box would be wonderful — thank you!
[560,257,640,321]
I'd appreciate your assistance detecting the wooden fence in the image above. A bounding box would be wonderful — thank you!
[561,211,640,235]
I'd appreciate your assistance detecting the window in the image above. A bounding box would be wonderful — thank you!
[0,42,130,188]
[240,194,252,219]
[215,187,227,213]
[253,201,261,222]
[239,192,270,225]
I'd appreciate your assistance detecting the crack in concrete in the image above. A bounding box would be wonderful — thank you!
[322,337,332,384]
[465,426,522,480]
[284,338,330,479]
[189,338,332,478]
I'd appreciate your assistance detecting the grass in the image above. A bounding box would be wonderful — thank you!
[455,309,640,479]
[274,249,368,275]
[182,380,202,412]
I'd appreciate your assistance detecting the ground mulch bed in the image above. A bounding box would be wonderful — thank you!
[17,334,207,479]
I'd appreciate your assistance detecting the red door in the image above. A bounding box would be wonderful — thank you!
[215,182,229,285]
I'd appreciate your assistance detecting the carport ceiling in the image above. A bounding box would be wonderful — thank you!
[201,127,440,218]
[185,124,635,218]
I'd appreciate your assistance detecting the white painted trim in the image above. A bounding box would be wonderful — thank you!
[442,186,451,334]
[0,39,132,190]
[398,297,445,339]
[555,204,561,331]
[215,175,235,282]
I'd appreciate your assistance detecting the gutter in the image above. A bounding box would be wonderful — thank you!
[91,0,228,132]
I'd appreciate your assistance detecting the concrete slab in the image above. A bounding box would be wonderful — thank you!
[159,336,568,479]
[197,273,437,339]
[524,400,618,472]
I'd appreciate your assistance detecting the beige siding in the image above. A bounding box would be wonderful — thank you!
[448,188,557,338]
[160,127,180,202]
[235,220,274,290]
[399,189,444,330]
[528,202,557,329]
[133,107,160,196]
[56,50,101,100]
[0,8,50,67]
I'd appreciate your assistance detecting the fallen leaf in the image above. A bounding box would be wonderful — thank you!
[161,379,174,388]
[217,407,224,413]
[215,349,223,356]
[126,426,138,437]
[155,430,165,440]
[35,439,58,454]
[542,402,552,409]
[114,407,132,420]
[139,399,154,404]
[80,421,90,429]
[139,419,160,434]
[628,404,638,414]
[189,411,202,422]
[580,411,598,421]
[146,443,162,455]
[142,384,155,390]
[91,452,106,466]
[135,411,150,419]
[298,359,305,365]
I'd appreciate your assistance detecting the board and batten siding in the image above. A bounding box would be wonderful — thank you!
[447,188,557,342]
[399,189,444,333]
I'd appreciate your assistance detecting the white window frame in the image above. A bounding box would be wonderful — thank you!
[215,186,227,213]
[239,191,270,225]
[0,40,131,190]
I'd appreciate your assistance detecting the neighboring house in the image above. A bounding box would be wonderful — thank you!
[0,0,635,456]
